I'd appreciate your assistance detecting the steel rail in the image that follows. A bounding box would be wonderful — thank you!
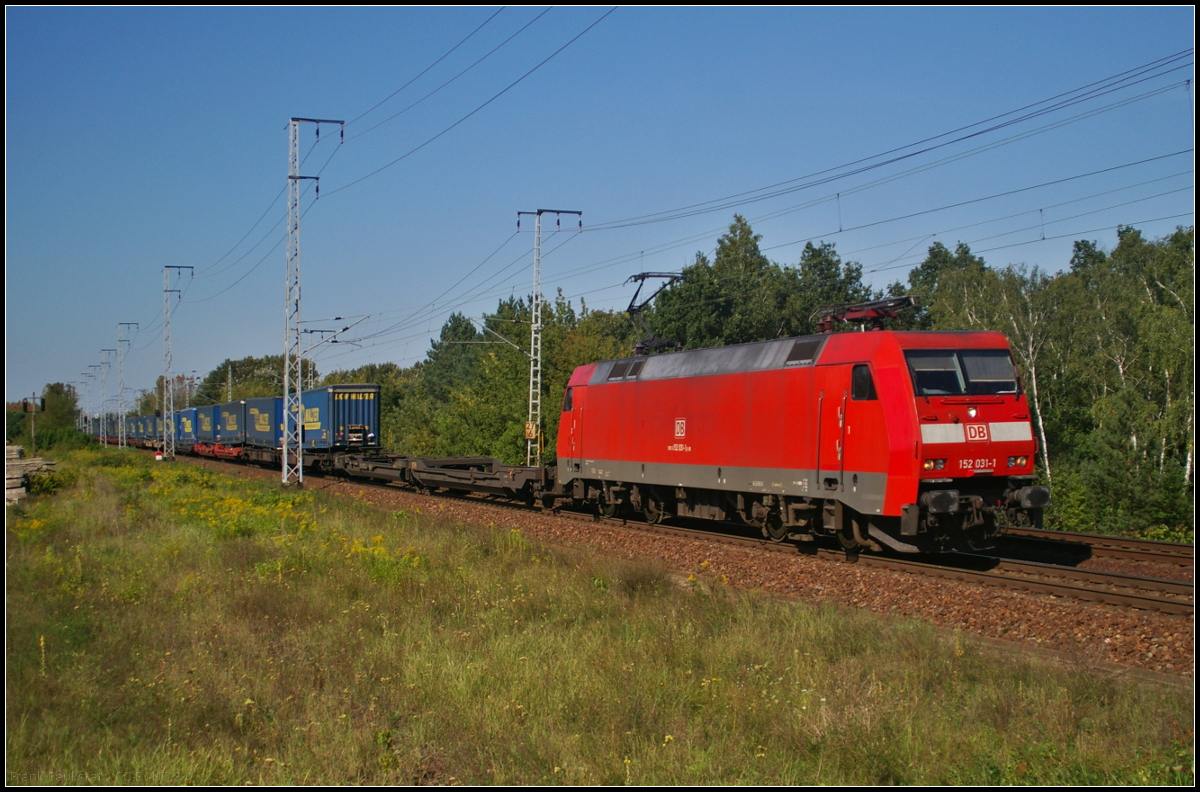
[591,517,1193,616]
[1000,526,1193,563]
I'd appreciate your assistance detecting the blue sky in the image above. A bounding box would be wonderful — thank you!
[5,7,1194,409]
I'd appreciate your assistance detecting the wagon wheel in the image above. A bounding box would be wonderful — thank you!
[642,491,668,524]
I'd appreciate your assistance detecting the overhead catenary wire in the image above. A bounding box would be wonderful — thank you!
[585,49,1194,230]
[322,7,618,198]
[315,233,583,365]
[835,170,1194,259]
[187,43,1189,316]
[193,10,508,280]
[346,7,507,128]
[321,230,583,361]
[584,76,1193,232]
[866,212,1194,275]
[186,8,608,304]
[759,150,1194,254]
[345,7,550,144]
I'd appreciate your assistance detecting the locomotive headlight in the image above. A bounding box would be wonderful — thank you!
[967,407,978,418]
[923,459,947,471]
[1006,455,1029,468]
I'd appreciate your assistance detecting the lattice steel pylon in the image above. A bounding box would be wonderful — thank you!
[283,117,342,486]
[85,367,99,437]
[99,350,115,446]
[162,266,191,458]
[117,323,137,447]
[517,209,581,467]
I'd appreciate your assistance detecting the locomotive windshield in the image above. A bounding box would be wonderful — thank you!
[905,349,1019,396]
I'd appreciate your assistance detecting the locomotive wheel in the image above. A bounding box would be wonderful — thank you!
[840,525,859,556]
[598,496,620,519]
[643,493,667,524]
[762,512,788,542]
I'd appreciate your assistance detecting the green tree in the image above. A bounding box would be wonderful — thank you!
[191,355,318,406]
[650,216,874,348]
[422,313,484,404]
[906,242,987,328]
[6,383,91,450]
[793,241,874,334]
[651,215,788,348]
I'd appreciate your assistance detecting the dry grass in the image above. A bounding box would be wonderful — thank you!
[6,449,1194,785]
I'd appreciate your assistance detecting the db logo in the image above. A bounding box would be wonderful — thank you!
[675,418,686,438]
[966,424,990,442]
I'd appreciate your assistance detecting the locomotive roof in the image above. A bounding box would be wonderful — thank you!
[587,330,1010,385]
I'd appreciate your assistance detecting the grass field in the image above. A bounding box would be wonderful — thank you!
[6,449,1193,785]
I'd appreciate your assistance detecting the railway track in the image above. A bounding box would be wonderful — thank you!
[557,511,1194,617]
[999,526,1193,564]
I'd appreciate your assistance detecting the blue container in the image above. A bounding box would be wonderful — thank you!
[176,407,199,445]
[197,405,219,443]
[216,401,247,446]
[245,396,282,449]
[141,415,157,445]
[143,415,160,445]
[131,415,147,444]
[299,384,381,450]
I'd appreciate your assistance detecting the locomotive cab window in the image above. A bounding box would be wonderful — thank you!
[851,364,877,401]
[905,349,1019,396]
[960,350,1020,394]
[562,387,573,412]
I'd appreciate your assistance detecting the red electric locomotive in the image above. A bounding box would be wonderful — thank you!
[555,323,1049,553]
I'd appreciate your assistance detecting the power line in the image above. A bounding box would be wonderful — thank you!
[323,7,618,198]
[867,213,1194,275]
[194,10,507,280]
[345,7,549,143]
[760,150,1193,253]
[346,7,507,127]
[835,170,1194,259]
[188,8,608,307]
[586,50,1193,230]
[312,231,582,366]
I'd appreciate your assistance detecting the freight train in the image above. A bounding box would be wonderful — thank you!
[109,323,1050,555]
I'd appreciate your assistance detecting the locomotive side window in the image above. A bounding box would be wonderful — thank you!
[785,337,824,366]
[607,360,631,380]
[562,387,573,412]
[851,364,878,401]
